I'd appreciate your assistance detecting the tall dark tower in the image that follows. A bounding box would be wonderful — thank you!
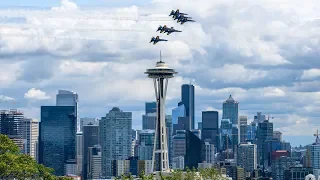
[145,60,177,172]
[181,84,195,129]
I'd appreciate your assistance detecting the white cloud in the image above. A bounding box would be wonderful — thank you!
[24,88,51,100]
[301,69,320,80]
[51,0,78,12]
[0,95,15,101]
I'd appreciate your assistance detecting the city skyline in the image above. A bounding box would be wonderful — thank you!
[0,0,319,147]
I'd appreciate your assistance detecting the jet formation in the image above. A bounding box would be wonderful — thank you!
[150,9,195,45]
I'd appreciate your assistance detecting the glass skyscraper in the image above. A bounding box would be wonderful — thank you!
[181,84,195,129]
[145,102,156,114]
[39,106,76,176]
[56,90,79,132]
[172,104,186,125]
[222,95,239,125]
[201,111,219,150]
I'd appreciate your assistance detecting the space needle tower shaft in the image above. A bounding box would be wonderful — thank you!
[145,54,177,172]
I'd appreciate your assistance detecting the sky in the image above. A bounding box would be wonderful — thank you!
[0,0,319,147]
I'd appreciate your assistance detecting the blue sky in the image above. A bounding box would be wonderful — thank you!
[0,0,319,147]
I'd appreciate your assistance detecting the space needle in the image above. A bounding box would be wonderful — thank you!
[145,55,177,172]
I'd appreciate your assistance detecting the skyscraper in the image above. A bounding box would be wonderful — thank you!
[56,90,79,132]
[239,116,247,125]
[0,109,25,151]
[145,102,156,114]
[201,111,219,150]
[257,120,273,166]
[39,106,76,176]
[181,84,195,130]
[83,123,99,179]
[307,131,320,169]
[21,118,39,160]
[237,142,257,173]
[172,104,186,125]
[99,107,132,177]
[222,95,239,125]
[185,130,205,169]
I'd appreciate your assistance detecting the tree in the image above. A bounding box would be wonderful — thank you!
[0,134,71,180]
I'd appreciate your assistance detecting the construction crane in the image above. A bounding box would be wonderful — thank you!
[220,133,239,159]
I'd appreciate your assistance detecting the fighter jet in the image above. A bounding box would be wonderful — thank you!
[157,25,167,33]
[150,36,168,45]
[169,9,188,19]
[157,25,182,35]
[177,16,196,24]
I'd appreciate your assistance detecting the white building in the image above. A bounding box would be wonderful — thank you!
[204,142,215,164]
[237,142,257,173]
[172,156,184,170]
[88,146,102,179]
[22,118,39,160]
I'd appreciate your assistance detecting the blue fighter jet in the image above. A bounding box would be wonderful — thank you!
[177,16,196,24]
[169,9,188,19]
[157,25,182,35]
[150,36,168,45]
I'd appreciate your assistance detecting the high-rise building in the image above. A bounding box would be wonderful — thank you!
[201,111,219,150]
[220,119,232,151]
[237,142,257,174]
[254,112,266,124]
[240,124,248,144]
[87,146,102,179]
[76,132,83,176]
[222,95,239,125]
[99,107,132,177]
[56,90,79,132]
[145,102,156,114]
[181,84,195,129]
[257,120,273,166]
[83,123,99,179]
[172,104,186,126]
[142,113,156,130]
[39,106,76,176]
[271,153,295,180]
[239,116,247,125]
[0,109,24,151]
[204,142,215,164]
[21,118,39,160]
[173,130,186,158]
[198,122,202,130]
[185,130,205,169]
[138,130,155,160]
[307,132,320,169]
[273,131,282,141]
[172,156,185,170]
[80,118,97,132]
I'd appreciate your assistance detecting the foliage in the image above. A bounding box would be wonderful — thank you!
[0,134,72,180]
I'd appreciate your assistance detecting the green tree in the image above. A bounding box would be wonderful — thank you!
[0,134,71,180]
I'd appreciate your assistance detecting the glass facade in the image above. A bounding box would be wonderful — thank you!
[172,104,186,125]
[145,102,156,114]
[39,106,76,176]
[202,111,219,150]
[222,95,239,125]
[185,130,204,169]
[83,124,99,179]
[181,84,195,129]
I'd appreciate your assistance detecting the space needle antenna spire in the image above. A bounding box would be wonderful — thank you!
[145,55,177,173]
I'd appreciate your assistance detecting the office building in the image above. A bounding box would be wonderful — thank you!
[239,116,247,125]
[273,131,282,141]
[172,104,186,126]
[237,142,257,174]
[142,113,156,130]
[254,112,266,124]
[198,122,202,130]
[257,120,273,166]
[80,118,97,132]
[272,155,295,180]
[222,95,239,125]
[137,130,154,160]
[56,90,79,132]
[21,118,39,160]
[83,123,99,179]
[99,107,132,177]
[307,132,320,169]
[145,102,156,114]
[87,146,101,179]
[180,84,195,129]
[172,156,185,170]
[185,130,205,169]
[173,130,186,158]
[39,106,76,176]
[0,109,24,150]
[76,132,83,176]
[204,142,215,164]
[220,119,232,151]
[201,111,219,150]
[284,167,314,180]
[240,124,248,144]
